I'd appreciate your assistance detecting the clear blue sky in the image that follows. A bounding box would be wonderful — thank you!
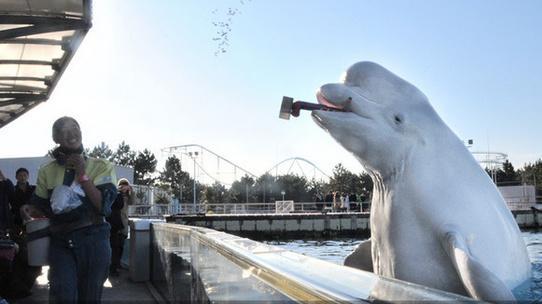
[1,0,541,177]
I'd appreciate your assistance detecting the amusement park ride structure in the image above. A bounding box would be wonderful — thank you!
[163,142,511,187]
[162,144,332,187]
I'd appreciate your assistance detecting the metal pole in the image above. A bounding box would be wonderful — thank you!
[193,157,196,212]
[179,183,183,212]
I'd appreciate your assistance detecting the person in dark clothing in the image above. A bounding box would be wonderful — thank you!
[324,191,333,210]
[0,169,14,235]
[349,193,358,211]
[0,171,30,299]
[11,168,36,232]
[6,167,41,300]
[107,178,133,276]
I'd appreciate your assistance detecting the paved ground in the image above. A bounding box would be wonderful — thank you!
[10,266,157,303]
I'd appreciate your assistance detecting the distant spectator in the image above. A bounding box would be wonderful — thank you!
[315,192,324,211]
[349,193,358,211]
[11,168,36,230]
[325,191,333,209]
[350,193,357,203]
[107,178,134,276]
[6,167,41,299]
[343,193,350,212]
[332,192,341,211]
[0,169,14,234]
[339,193,345,212]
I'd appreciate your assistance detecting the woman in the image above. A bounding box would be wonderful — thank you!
[22,117,117,303]
[106,178,134,276]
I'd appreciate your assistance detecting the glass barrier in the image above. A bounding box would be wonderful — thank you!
[150,223,475,303]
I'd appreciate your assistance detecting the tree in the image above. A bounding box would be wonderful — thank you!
[88,142,114,160]
[519,159,542,193]
[356,173,373,202]
[133,149,157,185]
[276,174,310,202]
[307,178,326,202]
[228,175,257,203]
[328,163,356,193]
[158,155,187,198]
[202,182,227,205]
[112,141,136,167]
[485,160,521,186]
[255,173,277,203]
[178,178,203,207]
[327,163,373,201]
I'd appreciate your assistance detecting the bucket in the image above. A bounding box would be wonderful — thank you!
[26,218,50,266]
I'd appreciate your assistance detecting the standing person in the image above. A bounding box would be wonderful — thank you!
[332,192,341,212]
[21,116,117,303]
[0,169,14,236]
[339,193,345,212]
[324,191,333,210]
[343,193,350,212]
[349,193,358,211]
[107,178,134,276]
[8,167,41,299]
[11,168,36,233]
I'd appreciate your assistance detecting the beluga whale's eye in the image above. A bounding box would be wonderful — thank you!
[394,114,403,125]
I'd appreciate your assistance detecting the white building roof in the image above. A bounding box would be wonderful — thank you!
[0,0,92,128]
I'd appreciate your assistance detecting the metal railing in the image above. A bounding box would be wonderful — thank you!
[129,183,542,216]
[128,201,357,217]
[127,201,369,217]
[131,185,174,205]
[507,202,537,211]
[201,201,365,214]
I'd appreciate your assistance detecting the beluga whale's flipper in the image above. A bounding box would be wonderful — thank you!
[344,239,373,272]
[441,228,515,302]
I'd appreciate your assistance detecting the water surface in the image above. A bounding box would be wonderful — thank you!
[265,231,542,302]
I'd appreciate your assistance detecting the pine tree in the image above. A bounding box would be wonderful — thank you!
[158,155,186,197]
[87,142,114,160]
[134,149,157,185]
[112,141,136,167]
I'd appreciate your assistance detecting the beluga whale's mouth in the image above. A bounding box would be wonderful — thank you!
[278,96,349,120]
[316,90,351,111]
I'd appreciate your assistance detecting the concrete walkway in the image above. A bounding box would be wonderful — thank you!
[10,267,157,303]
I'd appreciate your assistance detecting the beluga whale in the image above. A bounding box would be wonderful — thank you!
[311,61,531,302]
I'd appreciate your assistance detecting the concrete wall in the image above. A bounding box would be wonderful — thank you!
[168,213,371,239]
[168,210,542,239]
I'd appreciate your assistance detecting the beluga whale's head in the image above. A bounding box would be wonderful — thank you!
[312,61,444,177]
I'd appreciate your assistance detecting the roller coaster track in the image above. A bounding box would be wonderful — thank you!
[162,144,331,185]
[264,157,331,179]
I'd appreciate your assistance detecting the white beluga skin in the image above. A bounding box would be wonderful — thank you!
[311,61,531,301]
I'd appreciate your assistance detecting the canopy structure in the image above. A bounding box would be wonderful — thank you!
[0,0,92,129]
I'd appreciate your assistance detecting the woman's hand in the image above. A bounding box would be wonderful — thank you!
[66,154,86,177]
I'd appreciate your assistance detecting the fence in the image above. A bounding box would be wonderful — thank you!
[202,201,365,214]
[129,185,175,217]
[129,184,542,217]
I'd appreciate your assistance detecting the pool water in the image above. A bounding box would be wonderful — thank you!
[265,231,542,302]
